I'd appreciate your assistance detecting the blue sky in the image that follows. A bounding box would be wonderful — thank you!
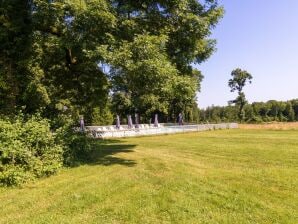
[196,0,298,108]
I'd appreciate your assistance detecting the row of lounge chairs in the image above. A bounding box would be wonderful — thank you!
[94,124,160,132]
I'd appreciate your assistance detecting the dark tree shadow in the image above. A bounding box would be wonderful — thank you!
[67,137,137,167]
[88,140,137,167]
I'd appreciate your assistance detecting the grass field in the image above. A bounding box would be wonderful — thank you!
[0,129,297,224]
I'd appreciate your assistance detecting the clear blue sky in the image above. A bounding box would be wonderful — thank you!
[197,0,298,108]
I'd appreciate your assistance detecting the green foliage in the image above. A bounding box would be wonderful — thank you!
[107,34,179,117]
[199,99,298,123]
[0,0,224,184]
[54,120,100,167]
[284,102,295,122]
[228,68,253,122]
[291,99,298,120]
[0,0,32,114]
[0,115,63,186]
[107,0,221,120]
[228,68,253,93]
[91,105,114,126]
[0,113,98,186]
[0,0,223,123]
[0,114,100,186]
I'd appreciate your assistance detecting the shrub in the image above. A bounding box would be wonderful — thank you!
[0,113,97,186]
[91,106,114,126]
[0,115,63,186]
[247,115,263,124]
[55,123,96,166]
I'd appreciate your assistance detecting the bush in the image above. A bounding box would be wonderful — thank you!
[0,115,63,186]
[54,120,96,166]
[247,115,263,124]
[91,106,114,126]
[0,114,97,186]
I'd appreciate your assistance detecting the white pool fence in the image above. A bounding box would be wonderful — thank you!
[86,123,238,139]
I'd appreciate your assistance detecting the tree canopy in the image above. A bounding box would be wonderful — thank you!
[0,0,224,124]
[228,68,252,122]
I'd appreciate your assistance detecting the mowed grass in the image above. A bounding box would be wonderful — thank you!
[0,130,297,224]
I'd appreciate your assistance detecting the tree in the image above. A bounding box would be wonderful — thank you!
[0,0,224,125]
[290,99,298,121]
[1,0,117,122]
[106,34,179,120]
[283,102,295,122]
[105,0,223,121]
[0,0,32,115]
[228,68,252,122]
[30,0,116,122]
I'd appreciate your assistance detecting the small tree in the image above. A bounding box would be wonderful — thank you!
[284,102,295,122]
[228,68,253,122]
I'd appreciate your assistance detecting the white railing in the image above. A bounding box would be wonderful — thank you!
[85,123,238,139]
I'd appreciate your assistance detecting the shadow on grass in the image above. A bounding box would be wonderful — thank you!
[89,139,137,167]
[68,138,137,167]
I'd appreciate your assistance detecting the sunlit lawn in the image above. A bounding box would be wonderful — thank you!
[0,129,297,223]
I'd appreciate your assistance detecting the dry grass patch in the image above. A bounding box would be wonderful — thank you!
[239,122,298,130]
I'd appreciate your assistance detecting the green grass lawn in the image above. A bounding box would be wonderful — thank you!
[1,129,297,224]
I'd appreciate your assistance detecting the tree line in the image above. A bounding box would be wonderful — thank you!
[182,68,297,124]
[198,99,298,123]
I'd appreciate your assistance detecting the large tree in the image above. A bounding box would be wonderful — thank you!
[108,0,223,121]
[0,0,224,124]
[1,0,116,121]
[29,0,117,122]
[0,0,32,115]
[228,68,253,122]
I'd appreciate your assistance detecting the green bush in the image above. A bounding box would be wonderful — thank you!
[0,113,98,186]
[0,115,63,186]
[55,124,96,166]
[91,106,114,126]
[247,115,263,124]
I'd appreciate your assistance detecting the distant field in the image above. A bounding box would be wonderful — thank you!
[240,122,298,130]
[0,130,297,224]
